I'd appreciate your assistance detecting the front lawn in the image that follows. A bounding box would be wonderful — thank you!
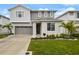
[0,34,8,39]
[28,40,79,55]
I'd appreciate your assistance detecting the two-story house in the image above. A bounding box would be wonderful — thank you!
[0,15,10,34]
[9,5,62,37]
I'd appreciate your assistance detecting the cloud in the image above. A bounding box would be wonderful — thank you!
[4,14,10,18]
[65,7,76,10]
[55,7,76,18]
[39,8,49,10]
[63,4,77,6]
[0,9,10,18]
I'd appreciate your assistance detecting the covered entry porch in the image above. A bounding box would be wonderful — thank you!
[32,22,42,38]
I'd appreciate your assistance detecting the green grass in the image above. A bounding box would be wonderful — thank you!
[28,40,79,55]
[0,34,8,39]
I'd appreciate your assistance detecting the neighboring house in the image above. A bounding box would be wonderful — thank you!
[0,15,10,34]
[56,11,79,20]
[56,11,79,33]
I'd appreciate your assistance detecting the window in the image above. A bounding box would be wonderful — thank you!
[47,23,55,31]
[44,12,48,17]
[77,13,79,18]
[38,12,42,17]
[16,11,24,17]
[50,11,53,17]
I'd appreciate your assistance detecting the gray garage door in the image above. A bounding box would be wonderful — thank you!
[15,26,32,35]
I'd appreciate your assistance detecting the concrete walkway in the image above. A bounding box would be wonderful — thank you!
[0,35,31,55]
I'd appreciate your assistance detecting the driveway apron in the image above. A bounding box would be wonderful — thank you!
[0,35,31,55]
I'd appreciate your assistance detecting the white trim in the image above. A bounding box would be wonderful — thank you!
[38,11,42,17]
[44,11,48,17]
[16,11,24,17]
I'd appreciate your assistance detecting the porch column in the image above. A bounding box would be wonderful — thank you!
[12,24,15,35]
[32,22,36,38]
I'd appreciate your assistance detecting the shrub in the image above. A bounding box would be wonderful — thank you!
[47,34,55,39]
[71,34,79,39]
[31,37,47,40]
[59,33,70,38]
[55,34,60,38]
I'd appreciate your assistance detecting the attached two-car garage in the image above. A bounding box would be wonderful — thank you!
[15,26,32,35]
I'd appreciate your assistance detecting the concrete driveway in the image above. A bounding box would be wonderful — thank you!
[0,35,31,55]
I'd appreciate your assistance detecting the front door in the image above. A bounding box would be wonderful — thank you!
[36,23,41,34]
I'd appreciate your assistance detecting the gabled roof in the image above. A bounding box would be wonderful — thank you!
[0,15,10,20]
[56,11,79,19]
[8,4,31,11]
[8,4,56,12]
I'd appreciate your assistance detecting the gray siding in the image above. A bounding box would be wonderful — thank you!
[10,6,31,22]
[31,11,38,20]
[30,11,54,20]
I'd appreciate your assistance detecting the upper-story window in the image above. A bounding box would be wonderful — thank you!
[38,12,42,17]
[50,11,53,17]
[44,11,48,17]
[16,11,24,18]
[47,22,55,31]
[77,13,79,18]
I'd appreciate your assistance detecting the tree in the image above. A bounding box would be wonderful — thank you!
[60,21,76,36]
[2,23,13,35]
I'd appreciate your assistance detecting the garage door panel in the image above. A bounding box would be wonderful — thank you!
[15,26,32,35]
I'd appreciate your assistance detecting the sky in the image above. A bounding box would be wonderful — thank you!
[0,4,79,18]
